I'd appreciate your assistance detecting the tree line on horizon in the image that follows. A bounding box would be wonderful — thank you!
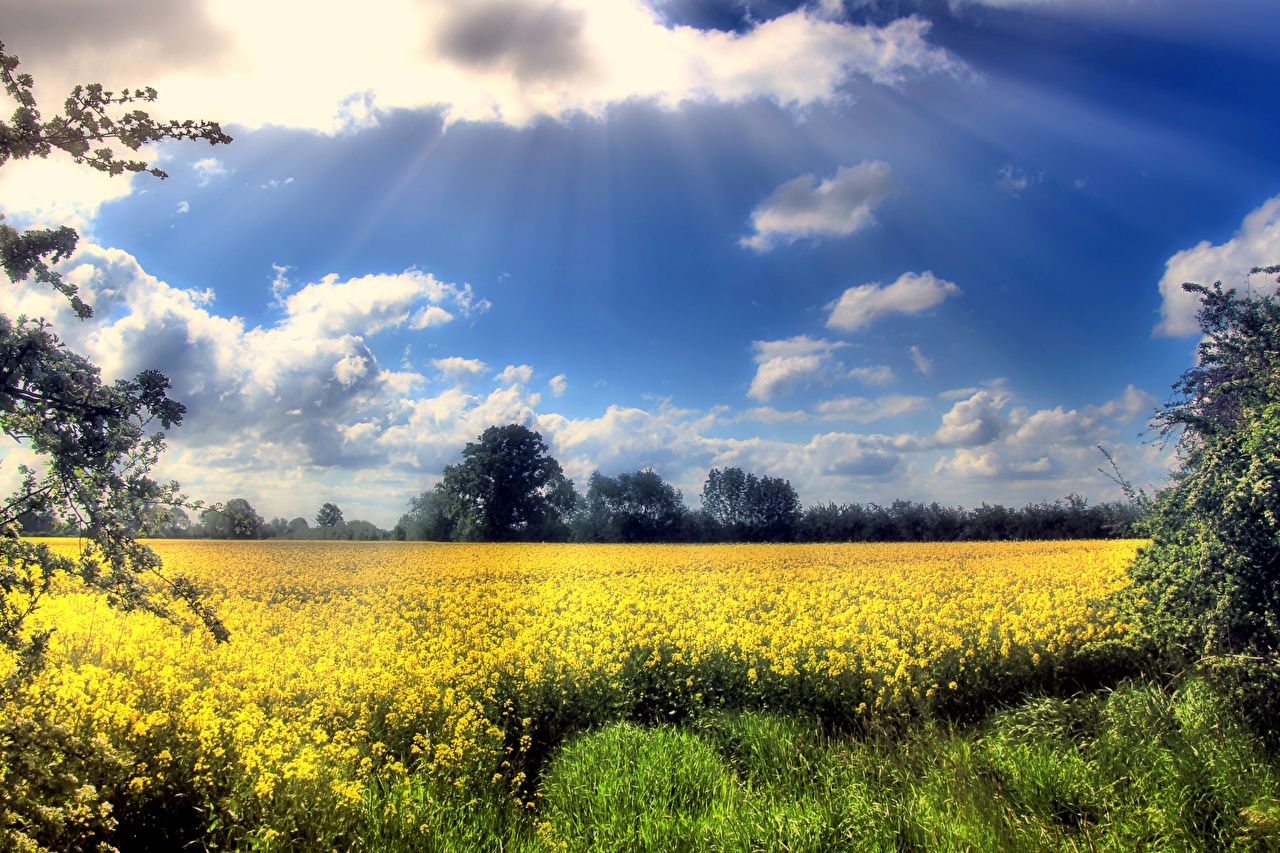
[15,429,1143,544]
[388,423,1142,544]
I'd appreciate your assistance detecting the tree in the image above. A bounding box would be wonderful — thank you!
[436,424,576,541]
[1121,271,1280,660]
[1,41,231,687]
[576,469,689,542]
[397,489,453,541]
[315,502,344,527]
[700,467,800,541]
[199,498,263,540]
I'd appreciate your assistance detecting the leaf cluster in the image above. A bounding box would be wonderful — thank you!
[1120,269,1280,660]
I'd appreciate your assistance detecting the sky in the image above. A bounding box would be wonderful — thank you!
[2,0,1280,527]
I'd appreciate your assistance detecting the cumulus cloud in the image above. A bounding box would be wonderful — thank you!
[435,0,591,83]
[933,390,1009,447]
[740,160,896,252]
[747,335,847,401]
[932,384,1156,483]
[0,243,486,481]
[433,356,488,383]
[9,1,963,133]
[1155,195,1280,337]
[826,271,961,332]
[548,373,568,396]
[495,363,535,384]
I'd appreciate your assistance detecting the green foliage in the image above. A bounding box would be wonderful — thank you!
[1,707,131,853]
[315,502,344,528]
[396,488,454,540]
[1120,271,1280,660]
[434,424,577,541]
[0,40,230,320]
[701,467,801,542]
[0,41,232,694]
[573,469,690,542]
[198,498,264,540]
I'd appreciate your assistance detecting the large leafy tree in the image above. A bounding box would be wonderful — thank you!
[1,41,232,688]
[436,424,576,541]
[1123,269,1280,660]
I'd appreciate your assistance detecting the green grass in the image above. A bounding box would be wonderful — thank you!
[349,676,1280,852]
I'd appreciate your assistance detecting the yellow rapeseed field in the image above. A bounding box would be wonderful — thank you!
[4,539,1140,846]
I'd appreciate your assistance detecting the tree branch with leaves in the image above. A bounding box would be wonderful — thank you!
[0,40,232,696]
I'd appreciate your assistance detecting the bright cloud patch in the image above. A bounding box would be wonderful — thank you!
[740,160,896,252]
[1155,195,1280,337]
[0,155,139,230]
[434,356,488,383]
[827,271,961,332]
[747,335,847,401]
[12,2,963,132]
[495,364,535,385]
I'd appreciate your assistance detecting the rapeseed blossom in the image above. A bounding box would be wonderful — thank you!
[4,539,1139,847]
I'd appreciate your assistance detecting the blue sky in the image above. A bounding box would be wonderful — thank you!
[2,0,1279,525]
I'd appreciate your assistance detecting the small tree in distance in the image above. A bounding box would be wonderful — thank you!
[316,502,344,527]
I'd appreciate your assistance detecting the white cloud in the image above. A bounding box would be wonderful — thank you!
[733,406,810,424]
[747,335,847,401]
[932,384,1156,483]
[282,270,471,338]
[176,200,190,214]
[11,2,963,133]
[816,394,930,422]
[0,241,1172,524]
[994,163,1039,195]
[908,344,934,376]
[411,305,455,329]
[740,160,896,252]
[333,352,370,387]
[192,157,229,186]
[826,271,961,332]
[848,364,895,386]
[433,356,489,384]
[934,390,1009,447]
[0,155,138,231]
[1155,195,1280,337]
[549,373,568,396]
[495,363,534,384]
